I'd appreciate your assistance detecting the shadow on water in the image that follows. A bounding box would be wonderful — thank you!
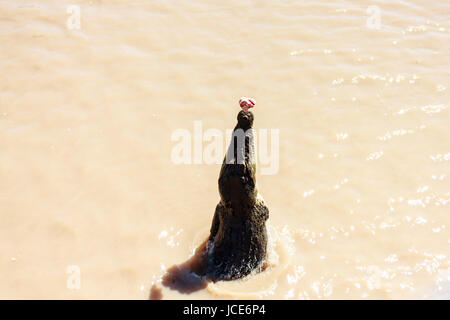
[149,239,210,300]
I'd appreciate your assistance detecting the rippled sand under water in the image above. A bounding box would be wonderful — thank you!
[0,0,449,299]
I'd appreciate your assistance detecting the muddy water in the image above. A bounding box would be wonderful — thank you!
[0,0,449,299]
